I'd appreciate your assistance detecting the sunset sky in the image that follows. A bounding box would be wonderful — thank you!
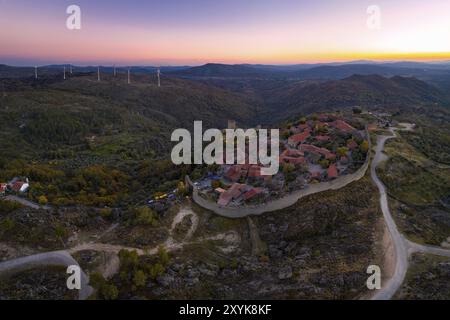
[1,0,450,66]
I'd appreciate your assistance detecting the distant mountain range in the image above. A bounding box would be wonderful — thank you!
[1,61,449,127]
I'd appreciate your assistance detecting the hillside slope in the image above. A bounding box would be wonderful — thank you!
[263,74,449,121]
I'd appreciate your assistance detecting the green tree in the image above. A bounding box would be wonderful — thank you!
[149,263,165,279]
[282,163,295,174]
[89,272,118,300]
[118,249,139,271]
[158,246,170,266]
[319,159,330,169]
[176,181,187,196]
[337,147,349,157]
[131,207,158,226]
[0,217,15,233]
[133,270,147,288]
[101,284,118,300]
[37,195,48,205]
[360,140,369,153]
[100,208,112,218]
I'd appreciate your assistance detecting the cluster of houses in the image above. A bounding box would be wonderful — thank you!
[0,177,30,196]
[194,113,369,208]
[215,183,264,207]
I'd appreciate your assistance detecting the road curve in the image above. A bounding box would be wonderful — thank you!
[370,128,450,300]
[0,250,93,300]
[371,133,409,300]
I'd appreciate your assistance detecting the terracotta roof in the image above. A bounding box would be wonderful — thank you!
[229,183,246,199]
[327,164,338,179]
[248,165,262,177]
[225,165,242,182]
[333,120,356,133]
[288,130,311,145]
[310,171,322,179]
[218,192,233,206]
[281,149,304,158]
[243,188,264,201]
[299,144,323,154]
[299,144,335,159]
[11,181,24,192]
[324,151,336,160]
[282,156,306,165]
[0,183,7,192]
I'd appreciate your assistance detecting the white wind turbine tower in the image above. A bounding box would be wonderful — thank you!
[127,67,131,84]
[157,67,161,87]
[64,66,66,80]
[35,66,38,80]
[97,66,101,81]
[113,65,116,77]
[70,65,73,74]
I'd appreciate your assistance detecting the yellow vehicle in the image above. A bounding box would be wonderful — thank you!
[155,194,168,201]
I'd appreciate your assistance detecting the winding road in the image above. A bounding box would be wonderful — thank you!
[370,127,450,300]
[0,250,93,300]
[0,205,239,299]
[3,195,51,210]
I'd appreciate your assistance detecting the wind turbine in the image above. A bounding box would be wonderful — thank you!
[64,66,66,80]
[35,66,38,80]
[127,67,131,84]
[157,67,161,87]
[113,65,116,77]
[97,66,101,82]
[70,65,73,74]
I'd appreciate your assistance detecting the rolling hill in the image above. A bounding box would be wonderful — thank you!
[0,72,258,161]
[262,74,450,121]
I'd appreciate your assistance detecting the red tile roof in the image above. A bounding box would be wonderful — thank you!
[282,156,306,165]
[218,183,247,206]
[243,188,264,201]
[281,149,304,158]
[310,171,322,179]
[324,151,336,160]
[11,181,24,192]
[218,192,233,206]
[225,165,242,182]
[248,165,262,177]
[288,130,311,146]
[229,183,246,198]
[0,183,7,192]
[299,144,323,154]
[333,120,356,133]
[299,144,335,159]
[327,164,338,179]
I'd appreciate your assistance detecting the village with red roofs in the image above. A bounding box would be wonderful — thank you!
[193,113,370,208]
